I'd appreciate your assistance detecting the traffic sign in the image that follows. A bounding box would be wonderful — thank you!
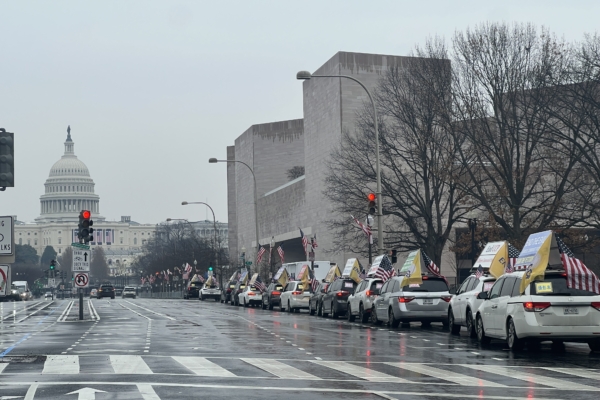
[0,216,14,255]
[74,272,89,288]
[48,278,56,287]
[72,247,91,272]
[0,265,9,296]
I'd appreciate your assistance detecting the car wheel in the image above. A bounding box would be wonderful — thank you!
[331,302,338,319]
[318,303,324,317]
[309,304,316,315]
[244,299,248,307]
[371,307,382,325]
[359,303,367,323]
[200,295,204,301]
[421,321,431,327]
[466,309,477,338]
[347,304,355,322]
[476,315,491,345]
[588,339,600,352]
[449,309,461,334]
[288,301,292,313]
[269,302,274,311]
[111,296,115,299]
[507,318,524,351]
[389,308,400,328]
[321,303,328,318]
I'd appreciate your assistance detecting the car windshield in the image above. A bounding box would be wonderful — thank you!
[402,278,449,292]
[531,275,598,296]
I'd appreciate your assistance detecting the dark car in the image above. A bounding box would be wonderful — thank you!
[97,284,115,299]
[261,283,283,310]
[221,280,238,304]
[184,281,204,299]
[321,278,357,318]
[309,282,329,316]
[231,281,246,306]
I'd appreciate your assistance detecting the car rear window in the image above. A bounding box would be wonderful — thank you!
[239,285,246,290]
[229,284,236,289]
[275,285,283,291]
[531,275,597,296]
[402,278,449,292]
[249,286,258,291]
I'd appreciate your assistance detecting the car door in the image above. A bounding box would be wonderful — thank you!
[493,277,518,338]
[351,281,366,313]
[377,280,392,321]
[322,281,337,313]
[483,277,505,335]
[453,277,473,324]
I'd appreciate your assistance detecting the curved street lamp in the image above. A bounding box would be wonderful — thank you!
[182,201,220,283]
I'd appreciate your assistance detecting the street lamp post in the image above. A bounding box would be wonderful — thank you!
[296,70,384,252]
[468,218,478,267]
[209,158,259,273]
[181,201,220,284]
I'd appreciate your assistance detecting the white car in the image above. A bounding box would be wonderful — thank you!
[280,281,311,313]
[475,270,600,352]
[237,284,261,307]
[200,284,222,302]
[448,273,496,336]
[347,278,383,322]
[44,292,53,299]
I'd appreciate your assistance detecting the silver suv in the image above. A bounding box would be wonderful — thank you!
[448,273,496,336]
[347,278,383,322]
[372,276,451,328]
[122,287,137,299]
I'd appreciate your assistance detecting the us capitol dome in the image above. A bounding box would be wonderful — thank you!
[36,127,104,223]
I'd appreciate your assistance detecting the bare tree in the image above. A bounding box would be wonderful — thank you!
[286,166,305,181]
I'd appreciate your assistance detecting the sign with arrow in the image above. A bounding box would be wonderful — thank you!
[72,246,91,272]
[67,387,106,399]
[74,272,89,288]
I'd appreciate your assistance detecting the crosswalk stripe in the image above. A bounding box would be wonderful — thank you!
[386,362,506,387]
[110,355,153,374]
[0,363,7,374]
[173,356,236,377]
[241,358,320,380]
[542,367,600,381]
[137,383,161,400]
[461,364,600,391]
[42,355,79,374]
[311,360,410,383]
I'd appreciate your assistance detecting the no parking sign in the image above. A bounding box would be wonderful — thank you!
[74,272,89,288]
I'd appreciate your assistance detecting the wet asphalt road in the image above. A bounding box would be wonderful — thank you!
[0,297,599,399]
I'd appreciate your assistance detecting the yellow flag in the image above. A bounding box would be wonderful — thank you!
[324,264,341,283]
[343,258,363,283]
[517,231,553,294]
[248,273,258,286]
[399,250,423,286]
[298,265,310,291]
[277,269,289,288]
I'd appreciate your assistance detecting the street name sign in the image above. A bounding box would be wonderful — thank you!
[72,243,91,272]
[74,272,89,288]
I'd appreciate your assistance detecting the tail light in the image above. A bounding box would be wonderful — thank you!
[398,296,415,303]
[422,276,429,280]
[292,291,303,295]
[523,302,551,312]
[248,291,255,296]
[271,291,281,296]
[226,288,232,293]
[441,296,452,302]
[365,290,375,297]
[591,302,600,311]
[336,291,349,297]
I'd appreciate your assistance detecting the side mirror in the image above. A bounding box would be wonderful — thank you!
[476,291,488,300]
[449,287,457,295]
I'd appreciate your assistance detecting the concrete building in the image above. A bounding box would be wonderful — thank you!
[226,51,459,280]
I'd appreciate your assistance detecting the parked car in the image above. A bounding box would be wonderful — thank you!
[122,287,137,299]
[231,281,247,306]
[280,281,311,313]
[262,282,283,310]
[238,284,262,307]
[97,284,115,299]
[184,281,204,299]
[448,272,496,336]
[221,280,238,304]
[372,275,451,328]
[200,283,222,302]
[475,270,600,352]
[90,289,98,299]
[321,278,357,318]
[347,278,383,322]
[309,282,329,316]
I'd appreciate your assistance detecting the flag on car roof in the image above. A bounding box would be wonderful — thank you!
[254,275,266,292]
[421,251,441,277]
[506,243,520,273]
[557,236,600,295]
[475,264,484,279]
[372,255,396,282]
[256,245,266,264]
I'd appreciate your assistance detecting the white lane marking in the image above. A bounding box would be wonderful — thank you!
[372,392,398,400]
[0,363,7,373]
[88,300,100,321]
[57,301,74,322]
[242,358,320,380]
[173,356,236,377]
[16,301,54,323]
[110,355,153,374]
[461,364,600,391]
[124,301,176,320]
[24,383,38,400]
[542,367,600,381]
[470,352,479,355]
[311,361,411,383]
[119,303,153,321]
[42,355,80,375]
[137,384,161,400]
[386,362,506,387]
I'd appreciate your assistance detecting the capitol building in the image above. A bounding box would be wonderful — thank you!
[15,129,228,276]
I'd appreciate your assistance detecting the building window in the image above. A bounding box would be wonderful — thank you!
[34,240,37,245]
[120,238,123,244]
[134,238,137,245]
[59,248,61,254]
[19,238,22,245]
[58,231,61,234]
[34,232,37,236]
[58,238,62,244]
[28,232,30,236]
[27,239,31,245]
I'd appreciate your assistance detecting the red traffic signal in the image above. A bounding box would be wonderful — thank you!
[367,193,377,215]
[367,193,376,202]
[82,210,91,219]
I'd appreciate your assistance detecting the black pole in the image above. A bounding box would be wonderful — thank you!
[469,218,477,267]
[79,289,83,320]
[368,241,372,265]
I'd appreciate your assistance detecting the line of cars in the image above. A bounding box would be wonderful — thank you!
[210,267,600,353]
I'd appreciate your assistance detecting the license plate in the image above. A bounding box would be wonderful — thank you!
[564,307,579,315]
[423,299,433,305]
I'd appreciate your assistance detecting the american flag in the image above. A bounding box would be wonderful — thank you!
[351,215,372,244]
[300,229,308,253]
[277,245,285,264]
[359,269,366,280]
[149,275,155,284]
[185,263,192,273]
[373,255,396,282]
[198,274,205,283]
[256,245,266,264]
[308,266,318,293]
[475,264,484,279]
[311,234,318,249]
[254,275,266,292]
[505,243,520,273]
[421,251,441,277]
[557,236,600,295]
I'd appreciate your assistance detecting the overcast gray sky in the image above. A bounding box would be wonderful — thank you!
[1,0,598,225]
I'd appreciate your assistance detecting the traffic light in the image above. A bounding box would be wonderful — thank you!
[78,210,94,243]
[208,266,213,271]
[50,260,56,270]
[367,192,377,215]
[0,128,14,189]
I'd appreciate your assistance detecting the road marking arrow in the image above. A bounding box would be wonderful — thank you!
[66,387,106,400]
